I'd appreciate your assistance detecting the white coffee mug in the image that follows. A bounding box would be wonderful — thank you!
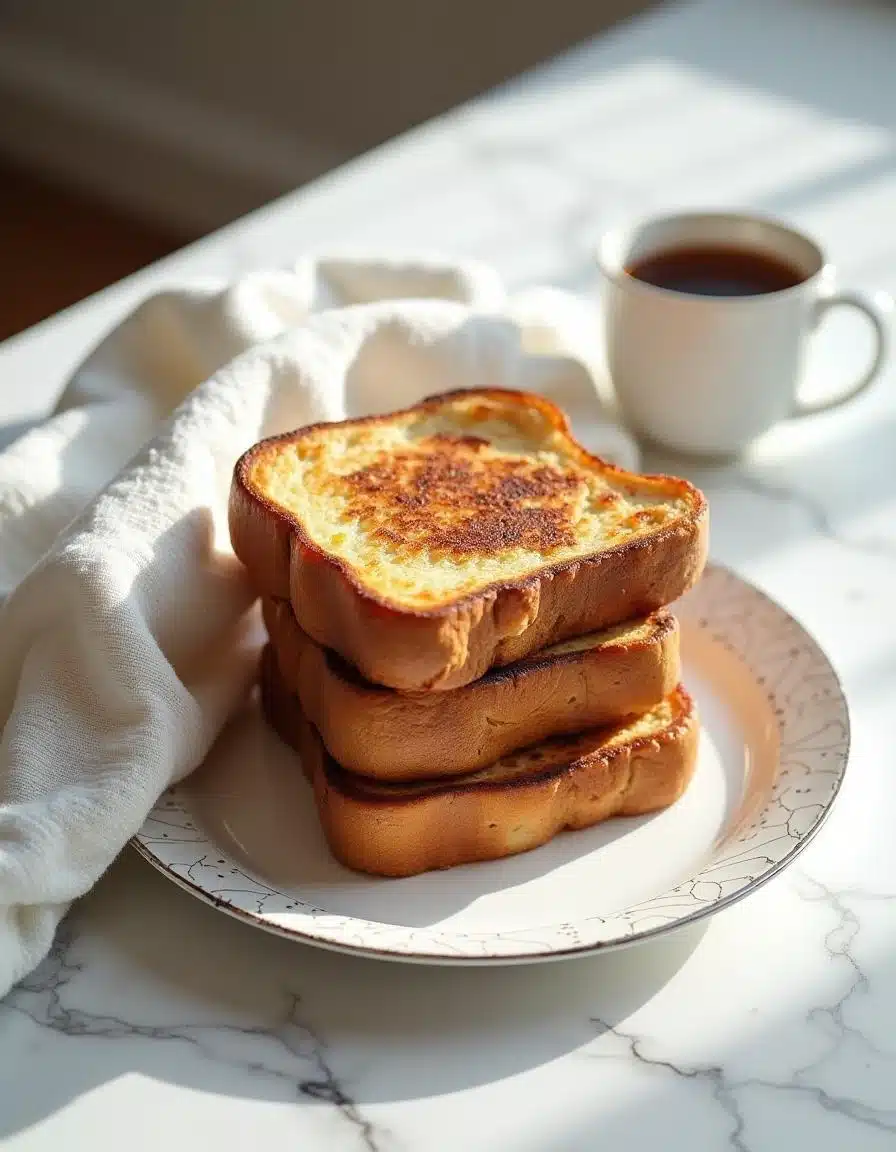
[597,211,891,456]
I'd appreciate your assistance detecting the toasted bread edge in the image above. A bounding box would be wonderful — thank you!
[263,598,681,780]
[260,645,700,878]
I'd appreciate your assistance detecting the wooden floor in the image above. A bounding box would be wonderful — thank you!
[0,162,190,342]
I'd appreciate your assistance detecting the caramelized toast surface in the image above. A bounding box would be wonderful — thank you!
[236,389,699,610]
[231,389,708,690]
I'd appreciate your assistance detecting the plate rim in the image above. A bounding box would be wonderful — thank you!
[132,561,851,965]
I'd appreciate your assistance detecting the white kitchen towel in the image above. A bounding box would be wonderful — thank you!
[0,254,638,994]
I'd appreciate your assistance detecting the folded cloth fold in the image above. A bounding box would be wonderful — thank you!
[0,254,638,994]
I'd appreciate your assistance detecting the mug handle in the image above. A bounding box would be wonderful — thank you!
[793,286,892,417]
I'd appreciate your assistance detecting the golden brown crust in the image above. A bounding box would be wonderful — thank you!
[259,645,700,878]
[263,597,681,780]
[230,388,708,691]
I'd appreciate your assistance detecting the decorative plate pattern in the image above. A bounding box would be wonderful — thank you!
[133,564,849,964]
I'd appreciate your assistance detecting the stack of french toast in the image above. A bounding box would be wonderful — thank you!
[229,389,709,877]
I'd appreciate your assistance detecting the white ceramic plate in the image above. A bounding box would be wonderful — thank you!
[133,564,849,964]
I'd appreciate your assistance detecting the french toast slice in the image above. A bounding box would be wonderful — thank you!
[231,389,708,692]
[263,597,681,780]
[259,645,699,878]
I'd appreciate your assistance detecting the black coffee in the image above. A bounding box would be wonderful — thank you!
[626,243,805,297]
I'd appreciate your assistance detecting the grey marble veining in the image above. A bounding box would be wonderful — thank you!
[3,878,384,1149]
[591,874,896,1151]
[4,843,896,1149]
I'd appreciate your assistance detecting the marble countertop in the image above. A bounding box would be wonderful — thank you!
[2,0,896,1148]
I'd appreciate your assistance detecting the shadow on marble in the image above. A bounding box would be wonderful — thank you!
[184,676,717,930]
[500,0,896,306]
[0,418,38,453]
[640,413,896,570]
[0,850,707,1137]
[6,853,896,1147]
[509,0,896,141]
